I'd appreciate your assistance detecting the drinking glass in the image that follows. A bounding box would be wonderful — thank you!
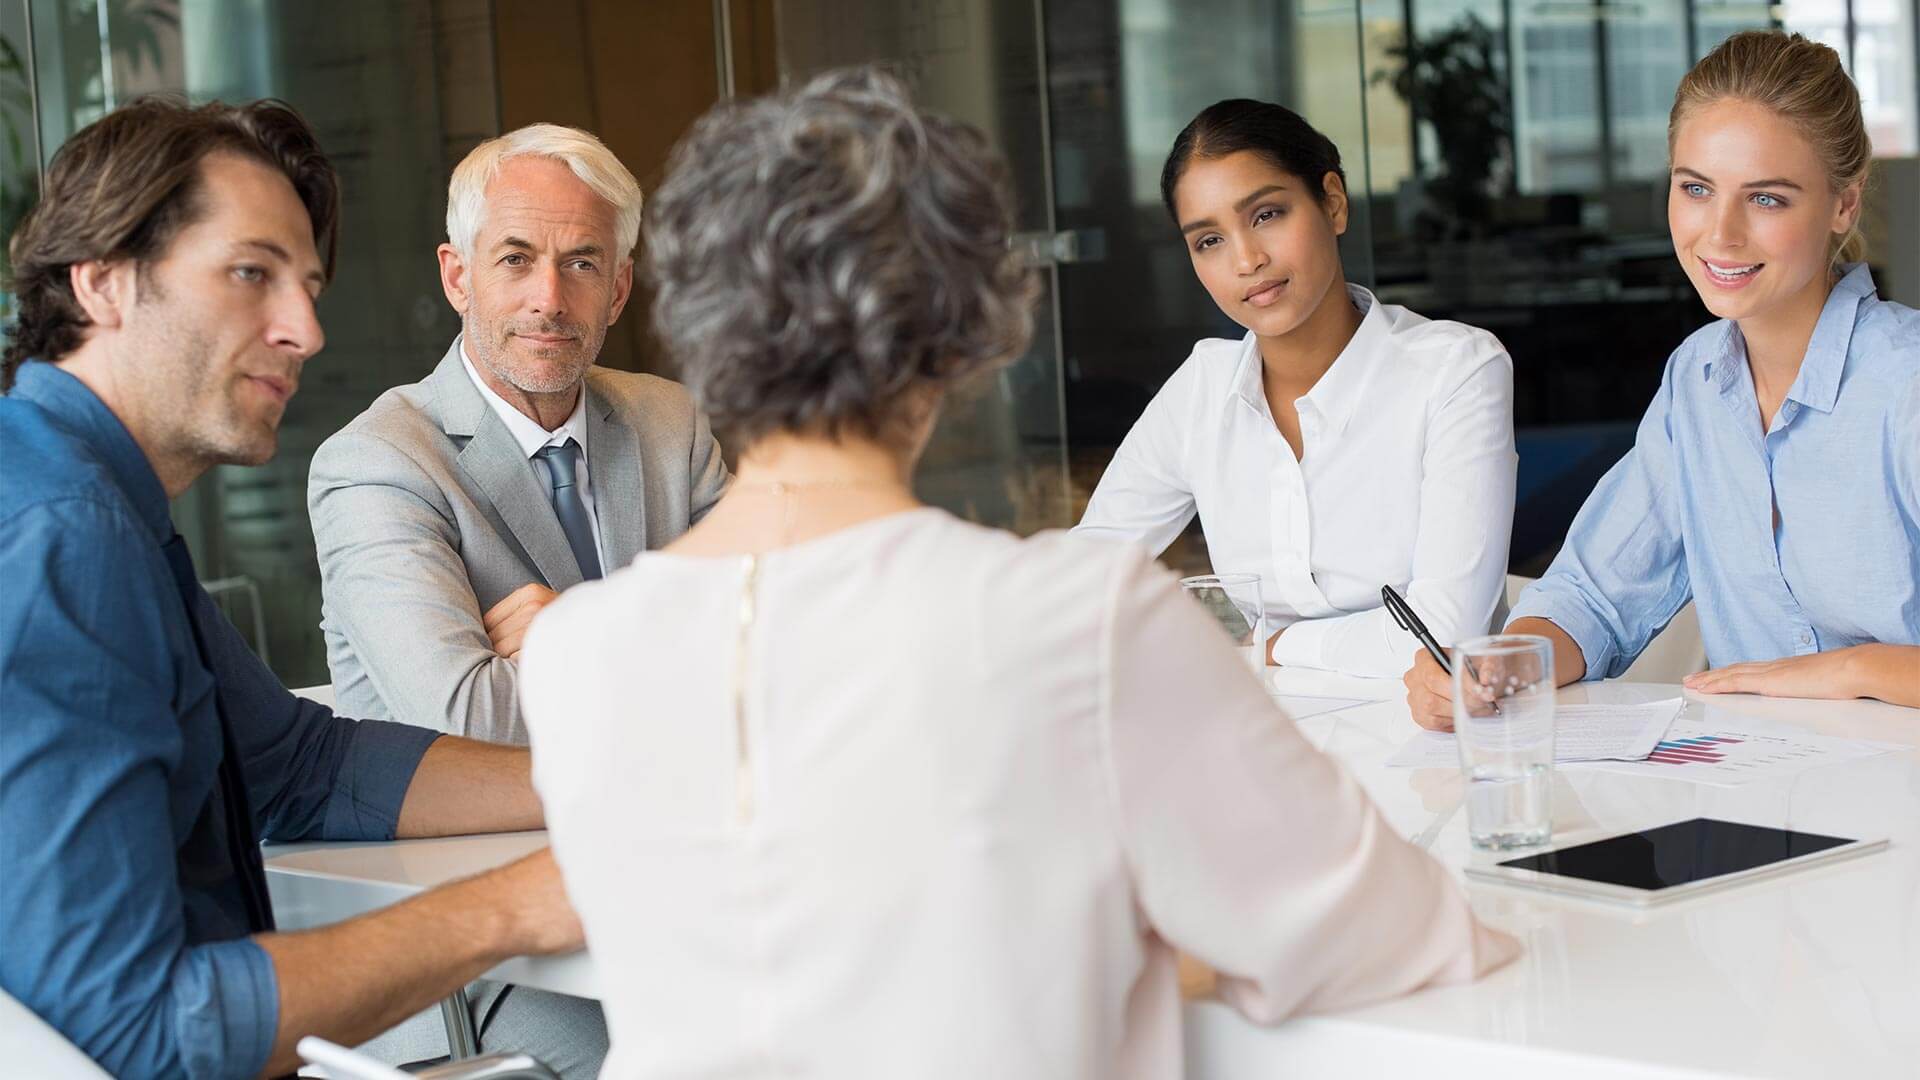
[1453,634,1555,849]
[1180,573,1264,672]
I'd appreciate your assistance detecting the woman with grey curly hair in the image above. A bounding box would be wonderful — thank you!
[518,68,1513,1078]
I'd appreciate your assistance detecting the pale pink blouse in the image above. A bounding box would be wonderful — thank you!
[522,508,1511,1079]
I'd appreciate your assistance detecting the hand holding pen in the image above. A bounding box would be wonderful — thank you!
[1384,585,1497,731]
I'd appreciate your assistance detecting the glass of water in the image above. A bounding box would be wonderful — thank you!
[1180,573,1264,672]
[1453,634,1555,850]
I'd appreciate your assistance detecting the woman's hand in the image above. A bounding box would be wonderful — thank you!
[1684,644,1920,707]
[1403,650,1456,731]
[1403,617,1589,729]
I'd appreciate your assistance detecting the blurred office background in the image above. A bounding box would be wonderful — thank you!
[3,0,1916,685]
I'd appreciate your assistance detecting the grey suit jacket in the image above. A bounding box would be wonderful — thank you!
[309,338,729,743]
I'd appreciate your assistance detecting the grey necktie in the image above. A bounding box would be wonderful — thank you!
[534,439,603,580]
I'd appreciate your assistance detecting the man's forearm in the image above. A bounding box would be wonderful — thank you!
[253,848,579,1078]
[254,867,514,1076]
[1505,616,1588,686]
[397,736,543,839]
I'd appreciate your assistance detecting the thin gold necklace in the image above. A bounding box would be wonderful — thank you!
[729,477,905,493]
[728,476,912,546]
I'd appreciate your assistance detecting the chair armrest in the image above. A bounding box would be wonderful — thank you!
[410,1051,560,1080]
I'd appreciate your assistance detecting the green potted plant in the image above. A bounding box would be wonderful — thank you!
[1376,14,1514,234]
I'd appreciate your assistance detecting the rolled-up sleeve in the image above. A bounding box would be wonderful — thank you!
[0,499,277,1079]
[187,586,438,843]
[1508,355,1693,680]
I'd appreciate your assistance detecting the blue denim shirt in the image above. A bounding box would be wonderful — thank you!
[0,364,440,1078]
[1511,264,1920,678]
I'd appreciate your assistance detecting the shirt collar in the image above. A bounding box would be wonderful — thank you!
[1700,262,1875,415]
[460,340,589,459]
[1788,262,1874,414]
[8,363,173,541]
[1227,283,1383,437]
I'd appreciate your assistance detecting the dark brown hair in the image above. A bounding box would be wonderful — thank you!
[2,96,340,390]
[1160,99,1346,222]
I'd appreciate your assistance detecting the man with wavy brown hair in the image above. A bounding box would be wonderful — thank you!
[0,98,596,1079]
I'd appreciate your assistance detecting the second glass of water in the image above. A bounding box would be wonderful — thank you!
[1179,573,1264,673]
[1453,634,1555,849]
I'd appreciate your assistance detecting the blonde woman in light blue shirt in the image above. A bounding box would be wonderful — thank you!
[1406,31,1920,728]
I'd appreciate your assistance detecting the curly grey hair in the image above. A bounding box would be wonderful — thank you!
[645,67,1037,449]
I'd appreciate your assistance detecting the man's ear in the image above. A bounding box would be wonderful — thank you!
[606,258,635,325]
[437,242,472,315]
[68,259,136,331]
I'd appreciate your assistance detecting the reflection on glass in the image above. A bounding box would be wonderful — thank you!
[1849,0,1920,155]
[1513,6,1605,193]
[1603,0,1692,184]
[1377,10,1512,231]
[1694,0,1773,56]
[1365,0,1715,571]
[776,0,1072,536]
[12,0,498,684]
[9,0,1910,675]
[0,0,39,324]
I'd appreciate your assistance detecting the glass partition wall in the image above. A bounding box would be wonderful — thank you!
[10,0,498,685]
[774,0,1074,535]
[773,0,1381,577]
[6,0,1915,680]
[774,0,1915,582]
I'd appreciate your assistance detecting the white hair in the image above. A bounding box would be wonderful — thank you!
[445,123,643,261]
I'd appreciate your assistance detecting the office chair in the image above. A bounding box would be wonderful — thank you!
[297,1036,559,1080]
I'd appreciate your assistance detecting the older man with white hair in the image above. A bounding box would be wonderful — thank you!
[308,126,726,1069]
[311,124,728,749]
[311,122,729,1060]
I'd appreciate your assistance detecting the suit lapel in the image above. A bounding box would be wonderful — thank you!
[585,371,649,569]
[432,339,584,591]
[462,419,584,590]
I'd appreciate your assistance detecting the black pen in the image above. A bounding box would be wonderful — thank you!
[1382,584,1452,674]
[1383,585,1500,713]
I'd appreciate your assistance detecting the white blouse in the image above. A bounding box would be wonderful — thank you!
[1074,286,1517,678]
[521,508,1510,1079]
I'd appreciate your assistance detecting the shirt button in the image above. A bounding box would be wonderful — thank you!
[1799,631,1814,646]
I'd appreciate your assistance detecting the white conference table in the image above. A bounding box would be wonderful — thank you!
[265,679,1920,1078]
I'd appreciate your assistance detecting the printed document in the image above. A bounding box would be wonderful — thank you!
[1388,697,1683,769]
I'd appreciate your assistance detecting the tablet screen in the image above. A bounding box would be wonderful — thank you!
[1496,818,1855,891]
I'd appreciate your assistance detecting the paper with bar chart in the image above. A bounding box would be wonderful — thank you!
[1387,698,1683,769]
[1568,721,1905,787]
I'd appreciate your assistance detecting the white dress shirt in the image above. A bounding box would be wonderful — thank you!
[1074,286,1516,678]
[461,345,608,571]
[521,508,1510,1079]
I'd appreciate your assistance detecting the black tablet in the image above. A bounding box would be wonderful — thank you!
[1464,817,1886,906]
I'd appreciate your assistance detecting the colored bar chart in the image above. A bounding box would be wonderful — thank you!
[1645,735,1744,765]
[1577,723,1902,787]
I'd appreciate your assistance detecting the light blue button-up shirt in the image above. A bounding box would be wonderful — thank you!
[1511,264,1920,680]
